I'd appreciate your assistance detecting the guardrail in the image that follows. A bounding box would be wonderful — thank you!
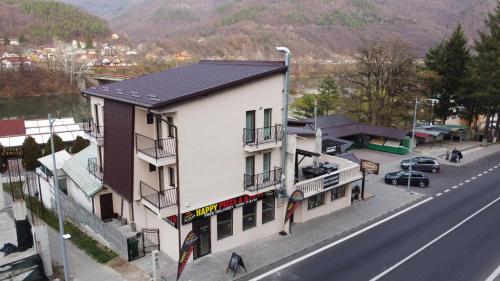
[140,181,177,209]
[294,165,361,198]
[243,124,283,147]
[87,157,103,182]
[244,167,282,193]
[82,118,104,139]
[135,133,176,160]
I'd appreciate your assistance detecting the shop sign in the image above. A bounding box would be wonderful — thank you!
[324,173,340,188]
[177,231,198,280]
[360,159,379,175]
[182,193,264,225]
[163,215,178,229]
[1,147,24,157]
[284,190,304,224]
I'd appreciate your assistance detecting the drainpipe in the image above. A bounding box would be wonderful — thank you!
[276,47,291,198]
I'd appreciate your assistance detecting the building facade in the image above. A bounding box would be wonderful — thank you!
[81,60,362,261]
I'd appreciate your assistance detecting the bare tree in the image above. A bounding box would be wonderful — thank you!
[341,38,424,128]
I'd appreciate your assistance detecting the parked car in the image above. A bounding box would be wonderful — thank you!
[400,157,440,173]
[384,171,430,188]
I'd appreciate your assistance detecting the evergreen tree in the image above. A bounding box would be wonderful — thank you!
[317,75,340,116]
[474,3,500,140]
[71,136,90,154]
[291,94,317,118]
[22,136,42,171]
[425,25,471,122]
[44,134,65,156]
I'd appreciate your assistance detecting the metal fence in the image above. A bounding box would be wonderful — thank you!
[140,181,177,209]
[135,133,176,159]
[244,167,282,193]
[243,124,283,147]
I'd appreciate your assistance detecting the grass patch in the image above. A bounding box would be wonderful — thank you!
[3,182,117,263]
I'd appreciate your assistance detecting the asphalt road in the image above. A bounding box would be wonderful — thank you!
[255,152,500,281]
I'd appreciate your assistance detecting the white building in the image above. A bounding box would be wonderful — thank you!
[81,60,362,261]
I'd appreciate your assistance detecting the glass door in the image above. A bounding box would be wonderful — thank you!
[246,110,256,144]
[245,156,255,187]
[193,217,211,259]
[263,152,271,182]
[264,108,272,140]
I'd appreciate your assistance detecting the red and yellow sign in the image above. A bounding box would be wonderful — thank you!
[182,193,264,224]
[177,231,198,280]
[284,190,304,224]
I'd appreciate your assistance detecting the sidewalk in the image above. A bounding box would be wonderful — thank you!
[436,143,500,167]
[133,178,425,281]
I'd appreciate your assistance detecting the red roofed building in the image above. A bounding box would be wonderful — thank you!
[0,119,26,137]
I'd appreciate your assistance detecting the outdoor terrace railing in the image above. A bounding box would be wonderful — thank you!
[135,133,176,160]
[140,181,177,209]
[243,124,283,147]
[244,167,282,193]
[294,165,361,198]
[82,118,104,139]
[87,157,103,182]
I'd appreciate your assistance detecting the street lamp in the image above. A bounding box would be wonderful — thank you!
[48,114,69,280]
[407,98,439,194]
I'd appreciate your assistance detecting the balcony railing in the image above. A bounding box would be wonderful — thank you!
[140,181,177,209]
[136,133,176,160]
[243,124,283,147]
[294,165,361,198]
[87,157,103,182]
[244,167,282,193]
[82,118,104,139]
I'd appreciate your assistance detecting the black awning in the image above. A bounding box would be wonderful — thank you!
[296,149,320,157]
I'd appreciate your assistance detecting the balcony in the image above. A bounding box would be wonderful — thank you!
[140,181,177,217]
[244,167,282,194]
[243,125,283,152]
[87,157,103,182]
[135,133,176,167]
[82,118,104,145]
[294,161,362,199]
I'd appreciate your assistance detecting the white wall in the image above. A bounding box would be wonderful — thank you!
[66,178,93,213]
[36,172,54,209]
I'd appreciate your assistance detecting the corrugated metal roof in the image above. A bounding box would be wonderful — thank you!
[0,119,25,137]
[37,150,72,172]
[61,144,102,197]
[82,60,286,108]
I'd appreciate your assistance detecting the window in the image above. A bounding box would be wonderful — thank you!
[263,152,271,182]
[331,185,346,201]
[264,108,272,140]
[245,156,255,187]
[159,167,164,187]
[243,202,257,230]
[167,116,174,137]
[149,163,156,172]
[169,167,176,187]
[308,193,325,210]
[217,210,233,240]
[245,110,256,143]
[262,192,275,223]
[58,178,68,195]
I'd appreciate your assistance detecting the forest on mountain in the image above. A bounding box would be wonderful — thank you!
[0,0,110,44]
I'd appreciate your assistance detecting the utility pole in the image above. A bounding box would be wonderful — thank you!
[48,114,69,280]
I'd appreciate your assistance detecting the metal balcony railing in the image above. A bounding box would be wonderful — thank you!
[243,124,283,147]
[244,167,282,193]
[82,118,104,139]
[294,165,361,198]
[135,133,176,160]
[140,181,177,209]
[87,157,103,182]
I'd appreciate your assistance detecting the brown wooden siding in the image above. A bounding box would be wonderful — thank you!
[103,100,134,202]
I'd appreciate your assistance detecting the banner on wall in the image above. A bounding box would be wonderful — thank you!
[284,190,304,224]
[177,231,198,280]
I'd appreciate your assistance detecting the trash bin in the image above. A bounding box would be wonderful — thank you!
[128,238,139,261]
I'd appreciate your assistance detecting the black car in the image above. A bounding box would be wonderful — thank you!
[400,157,440,173]
[384,171,430,188]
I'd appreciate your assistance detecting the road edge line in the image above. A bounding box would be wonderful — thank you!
[248,196,434,281]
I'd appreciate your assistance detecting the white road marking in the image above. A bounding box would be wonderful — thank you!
[472,177,477,180]
[485,264,500,281]
[369,196,500,281]
[484,171,488,174]
[489,168,493,171]
[444,189,450,193]
[495,166,499,169]
[465,180,471,183]
[249,197,435,281]
[436,193,442,197]
[459,183,464,186]
[452,186,458,189]
[478,173,483,177]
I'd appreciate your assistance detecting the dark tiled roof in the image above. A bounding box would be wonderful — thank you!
[0,119,25,137]
[83,60,286,108]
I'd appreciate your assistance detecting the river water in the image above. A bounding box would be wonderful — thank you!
[0,94,90,121]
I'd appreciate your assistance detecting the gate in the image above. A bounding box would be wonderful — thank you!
[127,228,160,261]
